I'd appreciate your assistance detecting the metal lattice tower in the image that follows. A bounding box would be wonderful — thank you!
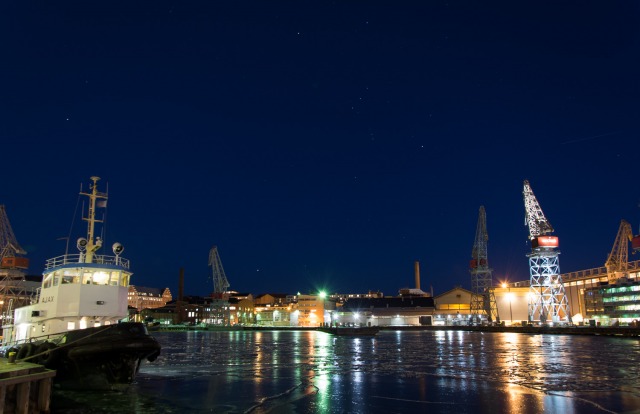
[208,246,230,296]
[0,205,29,323]
[605,219,633,282]
[522,180,571,325]
[0,205,26,258]
[469,206,499,323]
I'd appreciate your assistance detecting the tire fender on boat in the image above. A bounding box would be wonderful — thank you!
[35,342,59,367]
[17,343,36,361]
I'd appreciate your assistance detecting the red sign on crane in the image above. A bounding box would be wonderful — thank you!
[531,236,559,249]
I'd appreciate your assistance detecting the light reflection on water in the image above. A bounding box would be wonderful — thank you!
[51,330,640,413]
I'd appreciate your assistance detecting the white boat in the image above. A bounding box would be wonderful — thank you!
[0,176,160,390]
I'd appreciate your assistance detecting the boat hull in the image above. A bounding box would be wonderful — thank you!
[318,326,380,336]
[2,322,161,390]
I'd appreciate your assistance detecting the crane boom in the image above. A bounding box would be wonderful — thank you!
[523,180,554,239]
[0,205,26,258]
[208,246,230,296]
[605,219,633,281]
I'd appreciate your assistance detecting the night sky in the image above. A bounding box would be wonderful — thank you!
[1,2,639,298]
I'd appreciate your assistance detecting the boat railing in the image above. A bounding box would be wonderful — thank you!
[1,330,69,348]
[45,253,130,270]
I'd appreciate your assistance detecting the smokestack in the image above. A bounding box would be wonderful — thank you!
[178,267,184,302]
[414,261,421,290]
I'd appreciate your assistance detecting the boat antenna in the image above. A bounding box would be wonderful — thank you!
[61,192,83,256]
[100,181,109,246]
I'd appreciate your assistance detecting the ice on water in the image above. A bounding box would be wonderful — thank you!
[52,330,640,413]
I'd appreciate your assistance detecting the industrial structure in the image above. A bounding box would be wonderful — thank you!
[469,206,498,323]
[208,245,230,297]
[605,219,634,282]
[0,205,32,322]
[522,180,571,324]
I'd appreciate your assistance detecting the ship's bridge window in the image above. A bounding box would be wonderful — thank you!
[120,274,130,287]
[109,271,120,286]
[43,274,53,289]
[83,273,93,284]
[93,271,109,285]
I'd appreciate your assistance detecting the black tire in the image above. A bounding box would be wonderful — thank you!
[17,343,36,360]
[35,342,59,367]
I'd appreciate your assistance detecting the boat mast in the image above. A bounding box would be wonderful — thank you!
[80,176,107,264]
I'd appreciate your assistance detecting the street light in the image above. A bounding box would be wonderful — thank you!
[319,291,327,327]
[502,282,514,325]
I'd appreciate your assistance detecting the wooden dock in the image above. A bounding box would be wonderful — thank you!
[0,359,55,414]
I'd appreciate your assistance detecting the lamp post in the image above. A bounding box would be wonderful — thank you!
[502,283,513,325]
[319,291,327,327]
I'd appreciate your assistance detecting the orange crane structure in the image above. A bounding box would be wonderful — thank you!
[522,180,571,325]
[469,206,498,323]
[605,219,634,282]
[0,205,30,320]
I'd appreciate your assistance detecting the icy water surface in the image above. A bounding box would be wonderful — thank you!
[51,330,640,413]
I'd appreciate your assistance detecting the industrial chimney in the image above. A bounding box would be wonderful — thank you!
[414,261,421,290]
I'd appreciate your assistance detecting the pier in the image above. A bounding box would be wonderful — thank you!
[0,359,55,414]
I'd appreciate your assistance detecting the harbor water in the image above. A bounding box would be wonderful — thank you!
[52,330,640,413]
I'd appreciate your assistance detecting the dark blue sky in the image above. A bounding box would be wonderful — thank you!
[1,1,639,297]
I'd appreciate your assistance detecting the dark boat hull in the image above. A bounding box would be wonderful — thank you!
[318,326,380,336]
[3,322,161,390]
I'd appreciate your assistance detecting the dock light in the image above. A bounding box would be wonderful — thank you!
[354,312,359,319]
[501,283,507,288]
[319,291,327,299]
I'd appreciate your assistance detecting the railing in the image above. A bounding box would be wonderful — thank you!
[561,260,640,282]
[511,260,640,286]
[44,253,130,270]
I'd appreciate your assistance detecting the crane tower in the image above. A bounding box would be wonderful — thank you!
[522,180,571,325]
[0,205,27,262]
[208,246,230,298]
[605,219,633,282]
[0,205,30,321]
[469,206,499,323]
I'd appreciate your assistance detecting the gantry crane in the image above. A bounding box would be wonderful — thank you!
[0,205,30,322]
[522,180,571,325]
[469,206,499,324]
[605,219,633,282]
[208,246,230,298]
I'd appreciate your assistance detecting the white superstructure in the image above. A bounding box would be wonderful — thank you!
[2,176,132,345]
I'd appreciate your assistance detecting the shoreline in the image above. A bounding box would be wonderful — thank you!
[149,324,640,337]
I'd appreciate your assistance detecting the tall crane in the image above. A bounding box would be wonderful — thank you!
[208,246,230,298]
[605,219,633,282]
[469,206,499,324]
[0,205,30,322]
[0,205,27,261]
[522,180,571,325]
